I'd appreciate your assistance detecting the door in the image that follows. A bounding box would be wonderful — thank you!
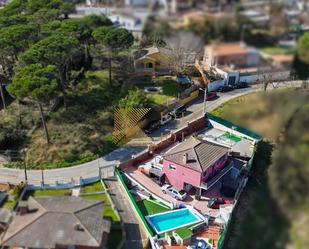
[146,62,153,68]
[228,76,236,85]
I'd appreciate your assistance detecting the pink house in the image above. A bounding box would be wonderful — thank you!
[162,136,229,190]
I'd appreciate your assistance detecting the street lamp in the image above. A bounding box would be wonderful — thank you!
[199,87,207,116]
[22,148,28,182]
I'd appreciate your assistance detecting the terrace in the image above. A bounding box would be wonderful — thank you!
[197,127,255,158]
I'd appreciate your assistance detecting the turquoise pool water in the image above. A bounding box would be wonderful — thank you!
[146,208,201,234]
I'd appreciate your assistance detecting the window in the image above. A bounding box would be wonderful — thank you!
[168,164,176,170]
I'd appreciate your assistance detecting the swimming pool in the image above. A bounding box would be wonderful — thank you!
[145,208,203,234]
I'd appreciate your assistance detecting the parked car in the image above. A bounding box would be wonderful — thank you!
[234,82,248,89]
[145,121,161,135]
[235,82,249,89]
[161,184,187,200]
[207,198,233,209]
[169,105,187,118]
[145,115,172,134]
[205,92,217,101]
[217,85,233,92]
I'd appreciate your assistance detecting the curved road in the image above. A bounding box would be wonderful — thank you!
[0,81,302,185]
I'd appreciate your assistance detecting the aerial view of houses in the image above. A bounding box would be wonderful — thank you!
[0,0,308,249]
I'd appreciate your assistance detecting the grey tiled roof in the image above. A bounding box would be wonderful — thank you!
[35,196,100,213]
[164,136,228,172]
[2,196,111,248]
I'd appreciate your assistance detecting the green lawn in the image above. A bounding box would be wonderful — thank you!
[81,181,120,222]
[147,81,182,105]
[134,75,181,105]
[80,181,104,193]
[145,81,181,105]
[137,199,170,216]
[146,93,176,105]
[223,133,242,142]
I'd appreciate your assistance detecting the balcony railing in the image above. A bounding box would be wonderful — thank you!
[200,161,234,190]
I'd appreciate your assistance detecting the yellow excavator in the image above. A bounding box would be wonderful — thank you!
[195,59,210,91]
[195,59,210,115]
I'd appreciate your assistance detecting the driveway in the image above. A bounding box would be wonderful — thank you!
[0,81,302,185]
[104,177,149,249]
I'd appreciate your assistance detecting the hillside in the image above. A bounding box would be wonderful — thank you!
[212,88,309,249]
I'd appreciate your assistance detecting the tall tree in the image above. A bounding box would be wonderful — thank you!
[294,33,309,80]
[0,0,25,17]
[56,19,93,67]
[20,33,80,107]
[8,64,58,144]
[83,14,112,30]
[93,27,134,86]
[26,0,76,18]
[0,24,37,77]
[297,33,309,65]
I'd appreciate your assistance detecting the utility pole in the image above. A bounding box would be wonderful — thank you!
[200,88,207,116]
[41,169,44,186]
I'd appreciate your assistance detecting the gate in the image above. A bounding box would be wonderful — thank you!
[99,164,116,179]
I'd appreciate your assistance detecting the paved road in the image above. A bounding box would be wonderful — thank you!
[0,146,146,185]
[0,81,302,185]
[151,81,302,141]
[104,178,149,249]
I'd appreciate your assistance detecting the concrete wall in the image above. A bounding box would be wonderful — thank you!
[209,119,257,143]
[239,70,290,84]
[208,79,225,92]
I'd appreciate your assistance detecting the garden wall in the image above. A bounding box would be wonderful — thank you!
[119,116,206,170]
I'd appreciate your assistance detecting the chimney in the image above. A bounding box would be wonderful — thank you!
[183,153,188,164]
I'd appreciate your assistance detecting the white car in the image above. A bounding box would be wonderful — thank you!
[161,184,187,200]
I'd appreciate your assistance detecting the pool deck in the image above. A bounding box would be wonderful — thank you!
[145,208,203,235]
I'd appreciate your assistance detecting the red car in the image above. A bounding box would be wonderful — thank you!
[205,92,217,101]
[207,198,233,209]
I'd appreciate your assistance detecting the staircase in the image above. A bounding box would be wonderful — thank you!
[197,217,221,248]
